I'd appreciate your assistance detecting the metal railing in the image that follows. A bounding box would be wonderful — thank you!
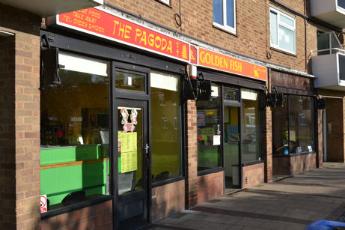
[312,31,344,56]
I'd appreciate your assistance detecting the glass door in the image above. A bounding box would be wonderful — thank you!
[224,105,241,188]
[116,99,149,230]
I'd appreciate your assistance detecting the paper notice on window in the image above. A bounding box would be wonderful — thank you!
[118,131,138,173]
[213,135,221,146]
[308,145,313,152]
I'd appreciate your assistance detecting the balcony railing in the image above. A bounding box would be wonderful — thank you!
[312,32,345,90]
[310,0,345,28]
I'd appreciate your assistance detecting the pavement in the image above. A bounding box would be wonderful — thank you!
[149,163,345,230]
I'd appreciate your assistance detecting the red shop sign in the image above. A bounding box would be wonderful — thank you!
[57,8,190,62]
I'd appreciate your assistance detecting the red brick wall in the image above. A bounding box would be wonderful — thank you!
[40,200,112,230]
[242,163,265,189]
[273,153,317,175]
[151,180,185,221]
[290,153,316,174]
[186,100,198,208]
[196,171,224,204]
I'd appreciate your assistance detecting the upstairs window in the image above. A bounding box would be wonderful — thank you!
[157,0,170,6]
[270,8,296,54]
[213,0,236,34]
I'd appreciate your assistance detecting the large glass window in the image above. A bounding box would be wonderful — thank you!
[241,89,261,163]
[197,85,222,172]
[213,0,236,33]
[150,71,182,183]
[40,52,110,212]
[273,95,315,155]
[270,8,296,54]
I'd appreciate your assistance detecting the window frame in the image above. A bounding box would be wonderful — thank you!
[272,94,316,156]
[196,83,223,175]
[213,0,237,34]
[269,7,296,55]
[149,70,185,186]
[156,0,170,6]
[40,50,113,216]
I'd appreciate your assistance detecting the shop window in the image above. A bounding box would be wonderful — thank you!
[150,71,182,183]
[270,8,296,54]
[213,0,236,34]
[197,85,222,172]
[40,52,110,212]
[241,89,262,163]
[273,95,315,155]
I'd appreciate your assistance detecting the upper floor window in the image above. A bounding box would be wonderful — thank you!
[213,0,236,34]
[338,0,345,10]
[270,8,296,54]
[157,0,170,6]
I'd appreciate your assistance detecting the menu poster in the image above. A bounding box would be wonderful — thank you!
[118,131,138,173]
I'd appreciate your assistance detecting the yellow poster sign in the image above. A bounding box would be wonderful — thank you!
[118,131,138,173]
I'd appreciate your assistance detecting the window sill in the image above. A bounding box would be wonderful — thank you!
[152,176,185,188]
[41,195,112,220]
[197,167,223,177]
[270,46,296,57]
[273,152,316,158]
[241,160,264,167]
[213,23,237,36]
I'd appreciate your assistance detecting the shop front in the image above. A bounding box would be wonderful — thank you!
[270,70,317,177]
[185,47,268,206]
[40,7,187,229]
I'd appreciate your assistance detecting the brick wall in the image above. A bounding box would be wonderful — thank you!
[186,100,198,208]
[40,200,113,230]
[151,180,185,221]
[273,153,317,175]
[105,0,315,73]
[290,153,316,175]
[0,4,41,230]
[196,171,224,204]
[242,163,265,189]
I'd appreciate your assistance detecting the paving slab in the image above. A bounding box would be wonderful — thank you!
[149,163,345,230]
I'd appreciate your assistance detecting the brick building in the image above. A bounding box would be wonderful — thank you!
[0,0,344,229]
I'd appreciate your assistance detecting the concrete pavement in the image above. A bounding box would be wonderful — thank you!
[150,163,345,230]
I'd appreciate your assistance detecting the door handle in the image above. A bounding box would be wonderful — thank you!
[144,144,150,158]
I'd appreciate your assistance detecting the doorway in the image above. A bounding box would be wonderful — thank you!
[223,104,241,189]
[116,99,149,229]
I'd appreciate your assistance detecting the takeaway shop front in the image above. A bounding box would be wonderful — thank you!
[40,7,189,230]
[186,46,269,205]
[38,6,269,229]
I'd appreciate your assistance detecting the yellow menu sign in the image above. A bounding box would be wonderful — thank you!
[118,131,138,173]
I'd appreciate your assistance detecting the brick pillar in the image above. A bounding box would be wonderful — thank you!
[264,107,273,183]
[0,4,41,230]
[186,100,198,208]
[15,31,41,230]
[317,109,324,168]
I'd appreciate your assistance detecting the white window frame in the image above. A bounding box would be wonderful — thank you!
[157,0,170,6]
[336,0,345,15]
[270,7,296,55]
[213,0,237,34]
